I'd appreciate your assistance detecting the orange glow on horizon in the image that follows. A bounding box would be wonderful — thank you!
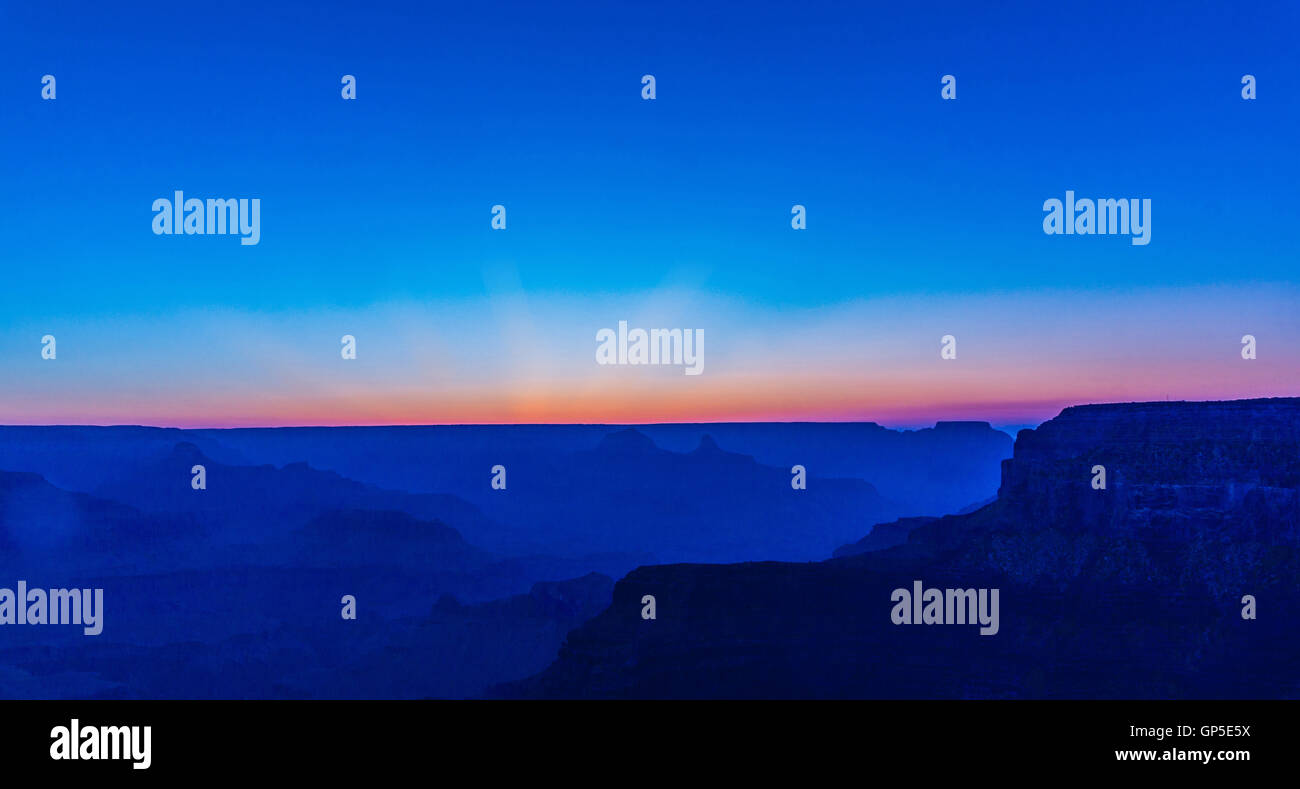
[5,367,1291,429]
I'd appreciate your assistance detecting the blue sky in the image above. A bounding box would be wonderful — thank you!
[0,0,1296,426]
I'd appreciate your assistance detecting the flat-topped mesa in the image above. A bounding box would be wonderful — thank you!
[1015,399,1300,455]
[998,398,1300,538]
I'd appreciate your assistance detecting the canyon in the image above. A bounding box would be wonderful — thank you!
[496,398,1300,698]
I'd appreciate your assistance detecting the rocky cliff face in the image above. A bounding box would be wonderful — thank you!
[1000,399,1300,536]
[992,399,1300,599]
[494,399,1300,699]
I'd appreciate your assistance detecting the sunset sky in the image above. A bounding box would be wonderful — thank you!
[1,0,1295,429]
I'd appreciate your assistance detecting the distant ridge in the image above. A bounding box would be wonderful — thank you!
[0,420,1013,531]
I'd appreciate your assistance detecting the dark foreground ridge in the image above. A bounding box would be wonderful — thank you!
[495,398,1300,698]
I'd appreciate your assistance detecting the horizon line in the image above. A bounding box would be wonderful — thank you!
[3,396,1296,432]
